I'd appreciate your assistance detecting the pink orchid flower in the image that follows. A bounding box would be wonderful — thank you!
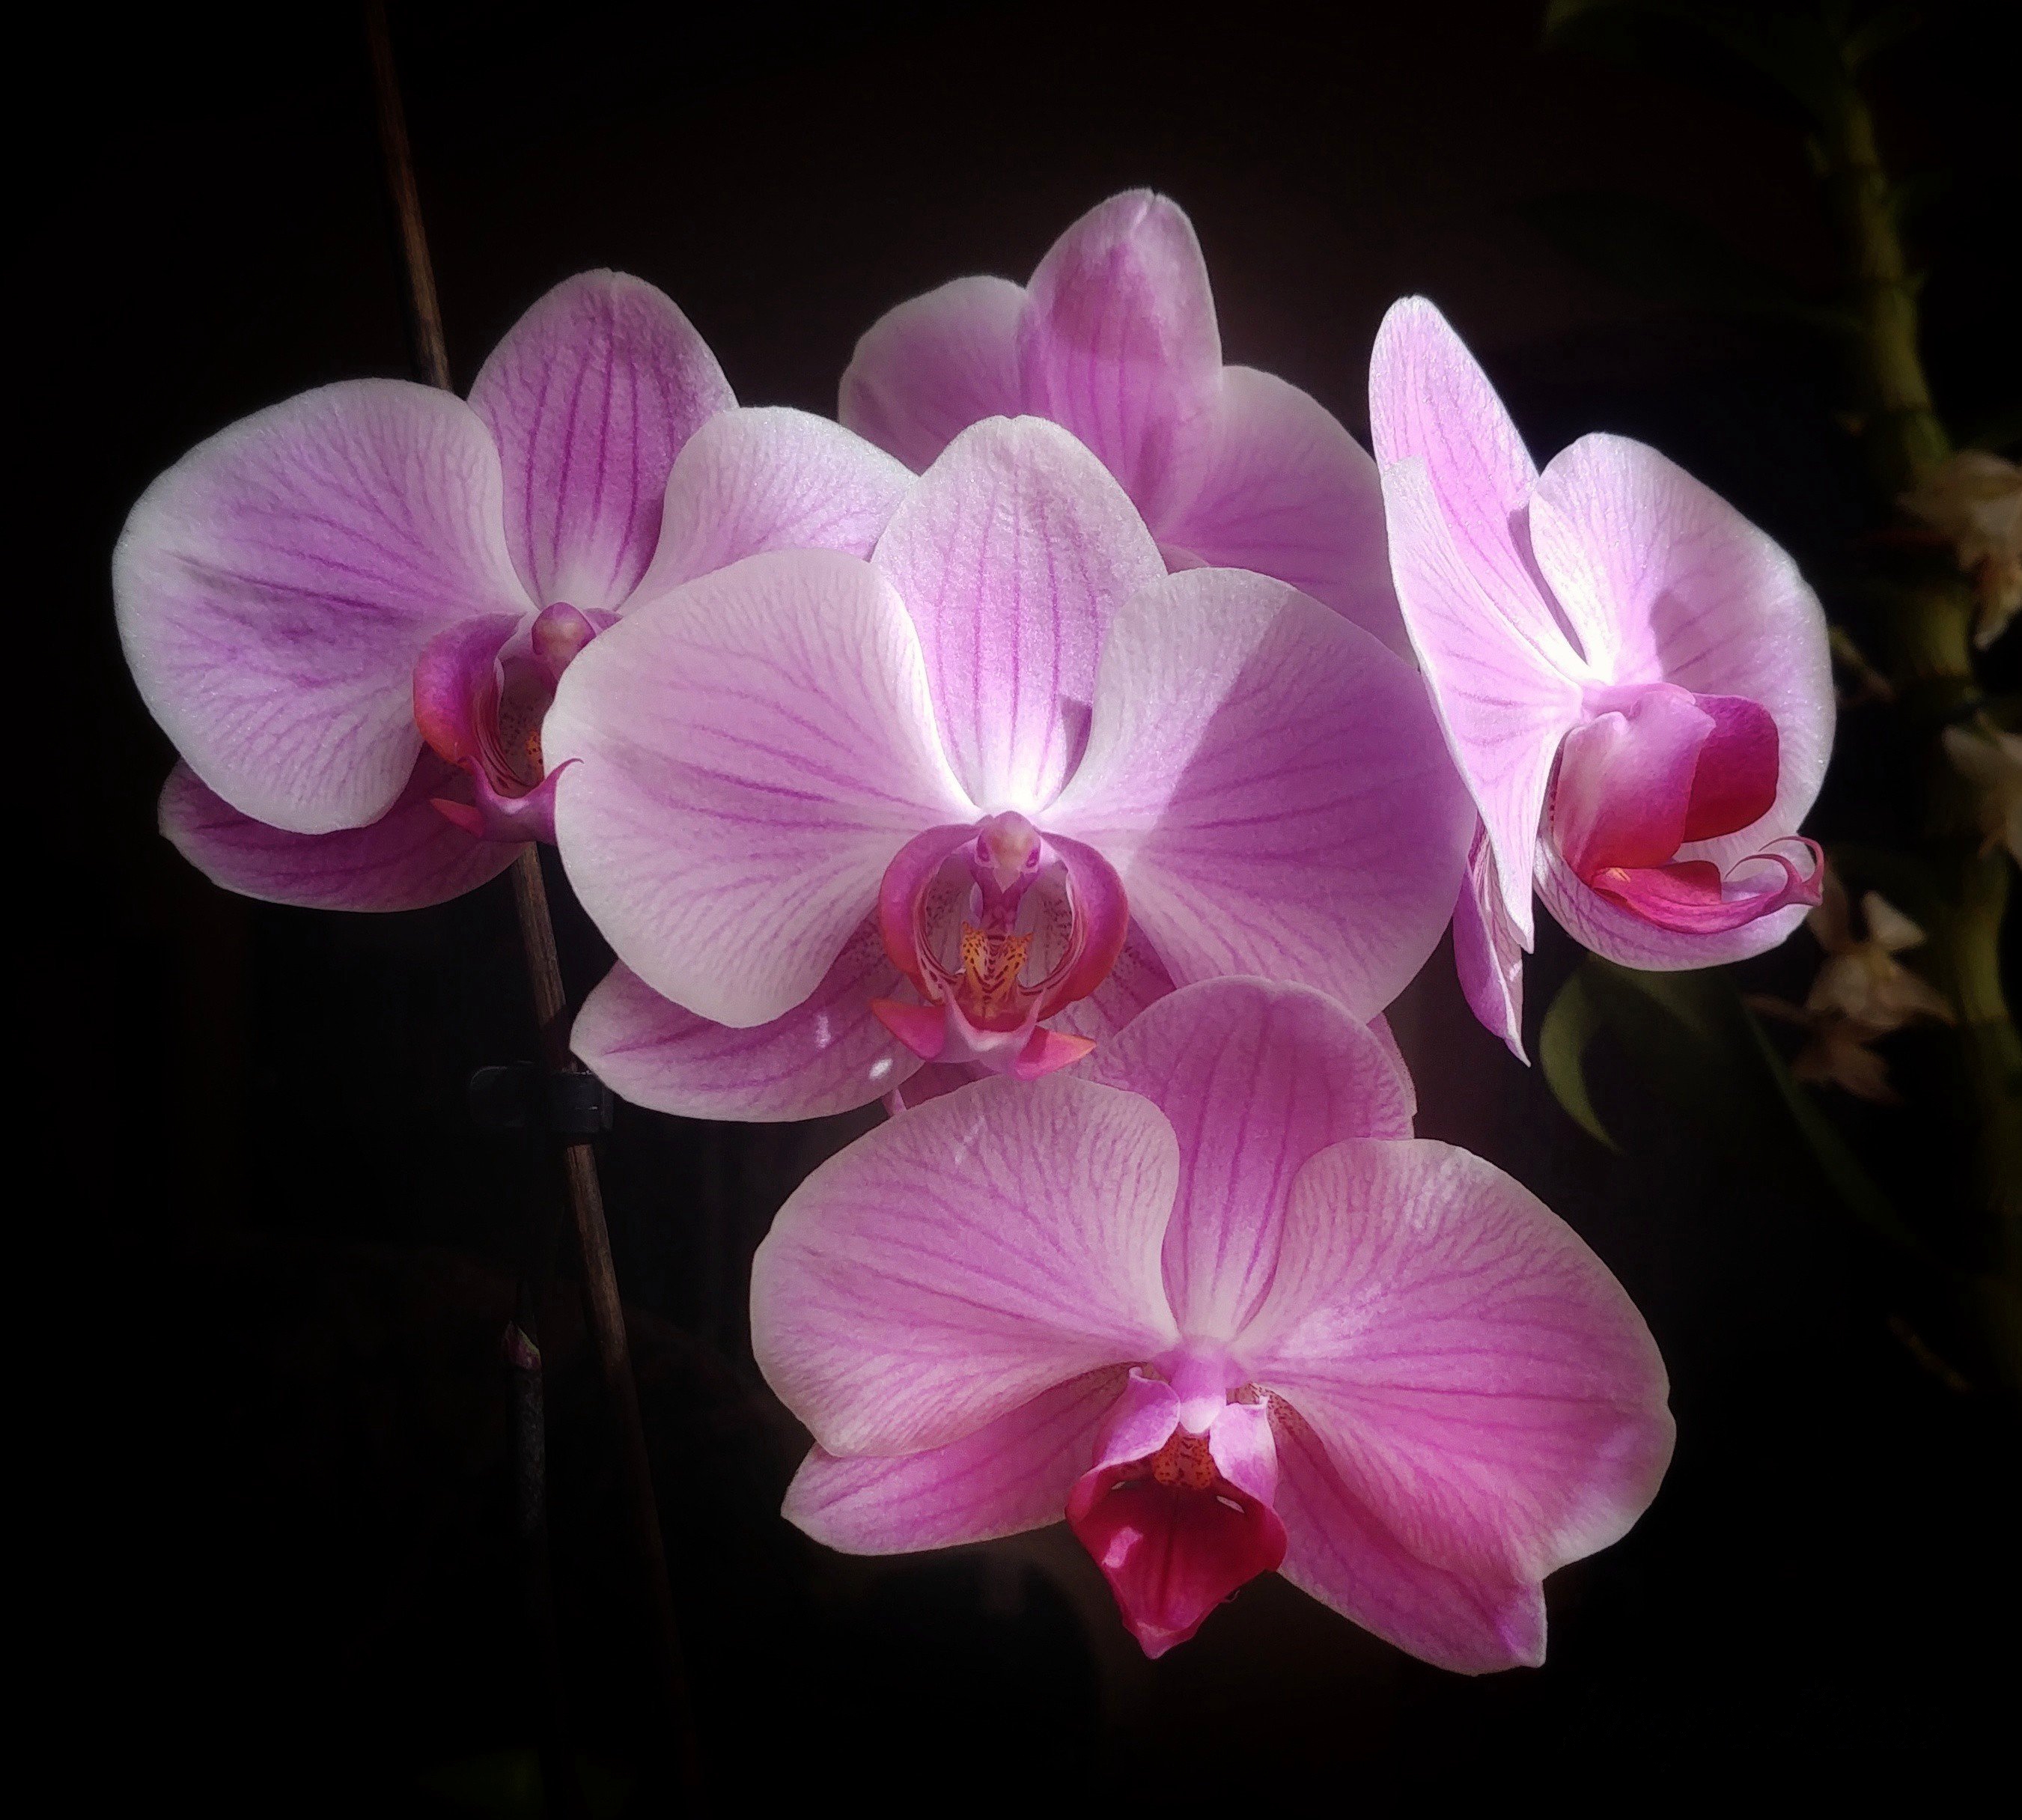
[116,270,909,910]
[840,189,1406,656]
[544,415,1472,1121]
[753,976,1674,1667]
[1369,299,1833,1055]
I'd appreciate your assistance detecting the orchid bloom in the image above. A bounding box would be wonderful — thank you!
[546,416,1470,1121]
[840,189,1405,655]
[116,270,908,910]
[754,977,1673,1667]
[1370,299,1833,1056]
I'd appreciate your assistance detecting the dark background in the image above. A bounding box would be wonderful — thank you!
[40,0,2016,1810]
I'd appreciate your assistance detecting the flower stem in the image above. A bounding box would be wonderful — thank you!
[365,0,703,1794]
[1816,38,2020,1372]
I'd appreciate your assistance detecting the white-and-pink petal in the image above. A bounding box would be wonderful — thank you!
[635,407,913,601]
[752,1074,1181,1455]
[1241,1138,1675,1585]
[570,923,919,1122]
[1527,433,1832,879]
[1085,979,1414,1342]
[543,548,971,1028]
[872,416,1165,812]
[1017,190,1222,522]
[1050,567,1473,1018]
[158,756,515,912]
[1378,454,1581,941]
[469,270,733,613]
[115,379,532,834]
[782,1369,1128,1553]
[838,274,1028,473]
[1161,365,1407,655]
[1270,1398,1547,1674]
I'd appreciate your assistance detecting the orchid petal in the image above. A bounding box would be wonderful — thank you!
[1527,433,1831,877]
[873,416,1164,812]
[114,380,531,834]
[782,1369,1130,1553]
[838,275,1029,472]
[158,756,514,911]
[1050,567,1472,1018]
[1367,298,1558,651]
[1017,190,1222,521]
[1242,1139,1674,1584]
[1452,827,1527,1060]
[1161,365,1407,655]
[570,922,920,1122]
[634,407,913,600]
[543,549,971,1027]
[1085,978,1415,1343]
[1378,454,1582,941]
[751,1075,1181,1456]
[469,270,733,612]
[1270,1396,1547,1674]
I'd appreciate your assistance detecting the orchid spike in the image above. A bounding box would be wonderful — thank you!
[117,270,910,910]
[1369,298,1833,1056]
[841,189,1406,655]
[546,416,1472,1121]
[754,977,1673,1667]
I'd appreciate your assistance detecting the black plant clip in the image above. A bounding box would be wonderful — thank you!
[468,1063,615,1136]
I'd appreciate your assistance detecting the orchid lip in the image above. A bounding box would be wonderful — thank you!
[873,813,1129,1073]
[1065,1366,1287,1658]
[412,601,609,844]
[1550,680,1815,936]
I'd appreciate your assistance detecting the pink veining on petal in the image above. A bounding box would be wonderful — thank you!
[1017,190,1222,522]
[469,270,734,614]
[1085,978,1416,1344]
[571,920,922,1123]
[839,275,1029,474]
[1269,1393,1547,1674]
[871,415,1164,812]
[784,1368,1131,1555]
[1050,564,1472,1020]
[159,755,516,912]
[1452,824,1527,1060]
[749,1073,1181,1457]
[1239,1136,1675,1586]
[113,379,533,836]
[543,547,972,1029]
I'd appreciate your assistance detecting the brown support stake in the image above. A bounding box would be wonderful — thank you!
[363,0,703,1801]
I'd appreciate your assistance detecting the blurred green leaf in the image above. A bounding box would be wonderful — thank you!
[1577,956,1913,1245]
[1540,968,1621,1151]
[1743,1003,1922,1249]
[1526,190,1856,332]
[420,1748,635,1819]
